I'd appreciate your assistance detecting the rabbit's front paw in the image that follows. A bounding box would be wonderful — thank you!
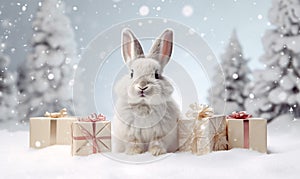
[149,145,167,156]
[125,144,144,155]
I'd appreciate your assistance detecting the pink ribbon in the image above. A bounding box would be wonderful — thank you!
[74,113,109,153]
[79,113,106,122]
[227,111,252,149]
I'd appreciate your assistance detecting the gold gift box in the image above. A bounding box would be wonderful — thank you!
[178,115,227,155]
[71,121,111,156]
[227,118,267,153]
[30,117,78,149]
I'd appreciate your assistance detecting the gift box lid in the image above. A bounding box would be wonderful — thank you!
[30,117,80,120]
[227,117,266,121]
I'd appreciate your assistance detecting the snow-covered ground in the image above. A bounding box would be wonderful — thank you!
[1,115,300,179]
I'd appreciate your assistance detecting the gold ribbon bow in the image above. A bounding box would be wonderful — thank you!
[186,103,214,120]
[44,108,68,118]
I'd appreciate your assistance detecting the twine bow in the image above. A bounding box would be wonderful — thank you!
[44,108,68,118]
[79,113,106,122]
[227,111,252,119]
[186,103,214,120]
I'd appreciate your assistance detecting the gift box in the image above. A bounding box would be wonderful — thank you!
[227,111,267,153]
[178,119,195,152]
[178,103,228,155]
[71,113,111,156]
[30,115,78,148]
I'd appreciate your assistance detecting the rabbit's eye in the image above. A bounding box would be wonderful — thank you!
[155,71,160,79]
[130,69,133,78]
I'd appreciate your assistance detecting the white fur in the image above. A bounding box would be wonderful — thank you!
[112,29,180,155]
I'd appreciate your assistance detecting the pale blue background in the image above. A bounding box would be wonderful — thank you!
[0,0,272,115]
[0,0,271,71]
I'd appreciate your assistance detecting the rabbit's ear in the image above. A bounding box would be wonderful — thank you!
[122,28,145,63]
[148,29,173,68]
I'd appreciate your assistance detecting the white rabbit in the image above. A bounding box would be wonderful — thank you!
[112,28,180,156]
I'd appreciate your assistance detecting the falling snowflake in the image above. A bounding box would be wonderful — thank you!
[69,79,74,86]
[182,5,193,17]
[73,64,78,70]
[48,73,54,80]
[232,73,239,79]
[21,5,27,12]
[35,141,41,148]
[72,6,78,11]
[257,14,263,20]
[139,5,149,16]
[1,43,6,48]
[249,93,255,99]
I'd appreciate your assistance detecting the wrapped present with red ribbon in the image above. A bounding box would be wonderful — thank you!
[226,111,267,153]
[71,113,111,156]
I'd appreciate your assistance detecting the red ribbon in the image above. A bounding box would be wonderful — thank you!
[227,111,252,119]
[227,111,252,149]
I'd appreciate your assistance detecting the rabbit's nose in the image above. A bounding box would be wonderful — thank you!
[139,81,147,87]
[138,86,148,91]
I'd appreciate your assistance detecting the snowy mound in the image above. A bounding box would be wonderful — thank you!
[1,116,300,179]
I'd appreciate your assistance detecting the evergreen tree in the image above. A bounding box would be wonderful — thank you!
[0,54,17,121]
[209,30,250,114]
[17,0,77,121]
[245,0,300,121]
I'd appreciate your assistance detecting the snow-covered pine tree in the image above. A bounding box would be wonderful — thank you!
[245,0,300,121]
[208,30,250,114]
[0,54,17,121]
[17,0,77,121]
